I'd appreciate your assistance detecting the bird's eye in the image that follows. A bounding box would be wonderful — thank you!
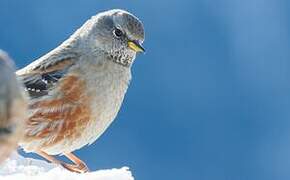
[113,28,123,38]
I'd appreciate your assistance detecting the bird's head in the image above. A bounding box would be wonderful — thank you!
[78,9,145,67]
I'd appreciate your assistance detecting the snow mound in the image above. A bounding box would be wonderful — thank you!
[0,152,134,180]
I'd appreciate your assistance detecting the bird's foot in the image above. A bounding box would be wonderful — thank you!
[61,162,90,173]
[36,150,90,173]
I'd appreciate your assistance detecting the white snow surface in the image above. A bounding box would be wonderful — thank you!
[0,152,134,180]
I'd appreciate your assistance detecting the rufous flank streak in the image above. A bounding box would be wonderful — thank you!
[25,75,91,148]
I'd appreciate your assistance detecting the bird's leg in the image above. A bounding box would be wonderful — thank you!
[36,150,62,164]
[36,150,89,173]
[63,152,90,173]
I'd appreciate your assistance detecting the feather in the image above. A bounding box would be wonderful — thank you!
[17,47,78,99]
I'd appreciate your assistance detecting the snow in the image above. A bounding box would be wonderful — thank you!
[0,152,134,180]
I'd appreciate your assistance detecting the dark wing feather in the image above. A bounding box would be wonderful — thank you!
[17,46,78,99]
[19,69,67,98]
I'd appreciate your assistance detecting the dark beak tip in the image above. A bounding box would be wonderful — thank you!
[141,47,146,53]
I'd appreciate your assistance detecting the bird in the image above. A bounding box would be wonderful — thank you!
[0,50,27,163]
[16,9,145,173]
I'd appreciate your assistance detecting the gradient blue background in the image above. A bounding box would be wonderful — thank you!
[1,0,290,179]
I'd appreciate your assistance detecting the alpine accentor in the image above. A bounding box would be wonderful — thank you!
[17,9,145,173]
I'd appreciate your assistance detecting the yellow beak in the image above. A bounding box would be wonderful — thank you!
[128,41,145,53]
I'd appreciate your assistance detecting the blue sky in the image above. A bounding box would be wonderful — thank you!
[1,0,290,179]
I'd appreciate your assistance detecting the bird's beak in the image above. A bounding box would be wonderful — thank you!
[128,40,145,53]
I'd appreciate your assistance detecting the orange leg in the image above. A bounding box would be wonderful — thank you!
[64,152,90,173]
[36,150,89,173]
[36,150,62,164]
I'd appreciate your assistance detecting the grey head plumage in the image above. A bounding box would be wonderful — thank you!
[72,9,146,67]
[0,50,14,130]
[0,50,18,129]
[0,50,27,163]
[0,50,25,132]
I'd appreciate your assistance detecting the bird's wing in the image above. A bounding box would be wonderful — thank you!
[17,48,78,99]
[17,45,78,76]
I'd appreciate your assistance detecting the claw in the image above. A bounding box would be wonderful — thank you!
[61,162,90,173]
